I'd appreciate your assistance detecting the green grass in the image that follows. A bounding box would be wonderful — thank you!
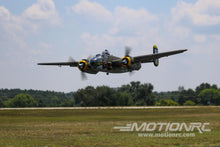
[0,107,219,146]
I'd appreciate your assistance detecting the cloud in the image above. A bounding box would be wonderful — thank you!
[0,0,60,70]
[72,0,220,57]
[194,34,206,43]
[0,0,60,50]
[22,0,60,25]
[80,32,159,56]
[72,0,159,54]
[172,0,220,26]
[72,0,158,35]
[30,42,51,56]
[111,6,158,35]
[168,0,220,54]
[0,0,61,37]
[0,6,27,49]
[0,6,10,20]
[72,0,113,22]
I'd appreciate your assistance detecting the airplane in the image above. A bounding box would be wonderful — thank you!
[38,45,187,79]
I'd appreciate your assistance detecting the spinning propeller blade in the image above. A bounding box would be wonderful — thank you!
[125,46,132,56]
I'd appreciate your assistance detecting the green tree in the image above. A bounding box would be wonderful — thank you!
[96,86,112,106]
[0,99,4,107]
[60,99,75,107]
[118,92,133,106]
[118,84,131,93]
[37,99,46,107]
[198,89,220,105]
[183,100,196,106]
[195,83,218,95]
[178,89,196,105]
[74,86,120,106]
[5,94,37,107]
[0,96,8,107]
[74,86,96,106]
[155,99,179,106]
[136,83,155,106]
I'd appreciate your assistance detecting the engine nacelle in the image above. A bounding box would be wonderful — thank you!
[78,60,88,71]
[121,56,133,67]
[153,59,159,66]
[153,44,159,67]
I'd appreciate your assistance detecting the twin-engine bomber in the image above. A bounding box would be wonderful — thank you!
[38,45,187,79]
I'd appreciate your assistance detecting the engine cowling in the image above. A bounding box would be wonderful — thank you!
[153,44,159,67]
[78,60,88,71]
[121,56,132,67]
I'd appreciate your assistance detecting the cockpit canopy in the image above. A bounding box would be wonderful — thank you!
[89,50,110,68]
[102,49,110,59]
[90,54,103,67]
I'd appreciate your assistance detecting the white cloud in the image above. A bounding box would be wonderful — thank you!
[169,26,192,40]
[72,1,159,54]
[111,6,158,35]
[73,0,220,58]
[172,0,220,26]
[80,32,122,53]
[0,0,60,71]
[168,0,220,53]
[22,0,60,25]
[0,6,27,49]
[0,0,60,50]
[0,6,10,20]
[80,32,159,56]
[194,34,206,43]
[72,0,158,35]
[30,42,51,55]
[72,0,113,22]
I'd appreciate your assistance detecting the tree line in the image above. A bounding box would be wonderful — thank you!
[0,82,220,107]
[0,89,74,107]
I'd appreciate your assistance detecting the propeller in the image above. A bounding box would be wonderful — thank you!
[124,46,135,76]
[80,55,93,80]
[87,55,93,61]
[129,71,135,76]
[68,56,88,80]
[78,62,88,80]
[125,46,131,56]
[81,71,87,80]
[68,56,75,62]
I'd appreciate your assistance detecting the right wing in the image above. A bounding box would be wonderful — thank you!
[134,49,187,63]
[38,61,78,67]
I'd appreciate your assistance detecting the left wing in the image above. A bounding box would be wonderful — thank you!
[134,49,187,63]
[38,61,78,67]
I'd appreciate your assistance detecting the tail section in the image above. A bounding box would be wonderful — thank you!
[153,44,159,67]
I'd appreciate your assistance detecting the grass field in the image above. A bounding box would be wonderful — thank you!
[0,107,219,147]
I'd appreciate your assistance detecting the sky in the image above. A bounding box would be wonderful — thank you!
[0,0,219,92]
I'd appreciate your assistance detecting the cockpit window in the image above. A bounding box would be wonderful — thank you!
[90,55,103,68]
[96,54,101,57]
[102,49,110,59]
